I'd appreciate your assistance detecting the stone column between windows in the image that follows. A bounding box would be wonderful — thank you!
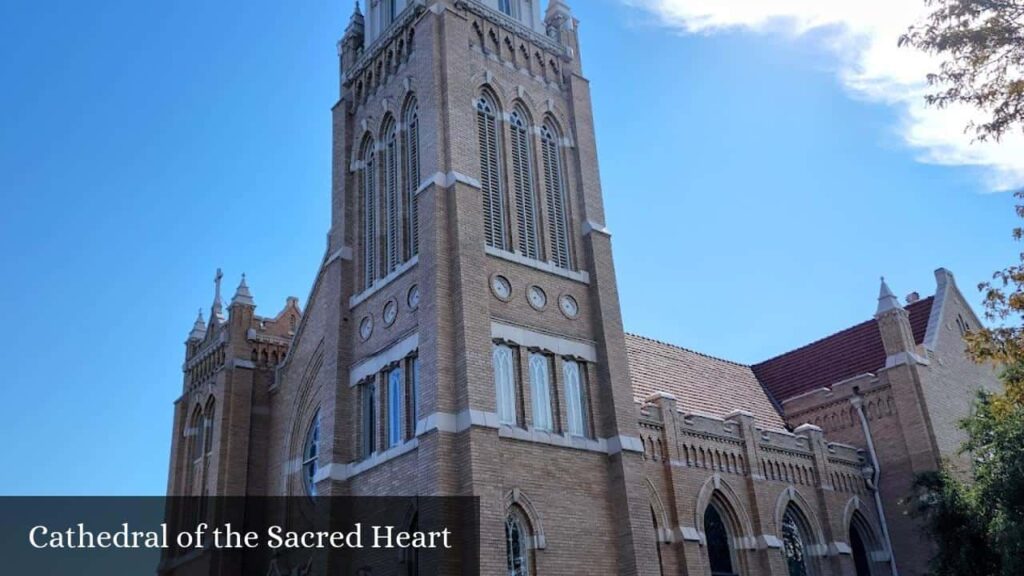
[517,346,533,429]
[797,424,846,575]
[727,410,784,575]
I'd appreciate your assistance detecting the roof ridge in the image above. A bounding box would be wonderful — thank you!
[751,295,935,368]
[624,333,751,368]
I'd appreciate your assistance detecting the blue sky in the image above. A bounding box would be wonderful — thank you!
[0,0,1016,495]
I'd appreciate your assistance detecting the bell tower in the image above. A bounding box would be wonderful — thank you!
[223,0,662,573]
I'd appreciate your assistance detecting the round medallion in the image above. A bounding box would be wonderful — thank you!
[358,316,374,341]
[528,285,547,311]
[383,299,398,326]
[490,275,512,301]
[558,294,579,319]
[407,284,420,310]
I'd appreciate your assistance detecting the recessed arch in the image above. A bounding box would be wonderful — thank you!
[645,479,671,543]
[849,510,880,576]
[773,487,827,556]
[502,488,546,550]
[694,474,755,546]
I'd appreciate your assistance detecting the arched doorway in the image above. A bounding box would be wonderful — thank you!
[849,511,878,576]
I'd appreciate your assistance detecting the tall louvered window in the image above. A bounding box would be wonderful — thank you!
[510,107,540,260]
[541,121,571,269]
[529,353,553,432]
[361,138,377,289]
[492,343,517,425]
[383,118,400,274]
[477,93,507,250]
[403,98,420,259]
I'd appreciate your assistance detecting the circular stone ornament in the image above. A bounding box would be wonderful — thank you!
[383,299,398,326]
[407,284,420,310]
[558,294,579,319]
[490,274,513,302]
[527,285,547,311]
[358,316,374,341]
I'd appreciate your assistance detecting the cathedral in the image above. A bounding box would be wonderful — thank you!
[163,1,1000,575]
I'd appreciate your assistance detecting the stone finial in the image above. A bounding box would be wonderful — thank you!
[876,276,901,316]
[212,268,226,323]
[188,309,208,341]
[345,0,365,38]
[231,273,255,307]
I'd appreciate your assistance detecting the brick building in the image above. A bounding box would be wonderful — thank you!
[163,1,1000,575]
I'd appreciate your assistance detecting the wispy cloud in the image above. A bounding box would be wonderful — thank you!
[625,0,1024,191]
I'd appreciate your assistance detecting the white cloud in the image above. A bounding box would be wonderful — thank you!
[625,0,1024,191]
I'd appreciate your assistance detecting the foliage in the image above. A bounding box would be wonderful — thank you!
[899,0,1024,142]
[962,190,1024,412]
[911,392,1024,575]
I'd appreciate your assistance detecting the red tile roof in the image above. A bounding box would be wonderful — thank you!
[625,334,787,430]
[751,297,934,402]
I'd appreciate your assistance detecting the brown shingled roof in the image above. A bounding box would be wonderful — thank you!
[751,296,933,402]
[624,334,787,430]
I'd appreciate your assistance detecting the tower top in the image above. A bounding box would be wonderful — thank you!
[231,273,256,307]
[876,276,901,316]
[188,309,207,341]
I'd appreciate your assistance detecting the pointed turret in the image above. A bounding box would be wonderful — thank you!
[874,276,917,361]
[231,273,255,308]
[340,1,365,76]
[188,309,207,341]
[876,276,901,316]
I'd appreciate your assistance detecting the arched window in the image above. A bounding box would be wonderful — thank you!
[387,368,403,447]
[562,359,587,437]
[186,407,204,495]
[203,401,215,458]
[201,399,215,498]
[303,410,321,497]
[505,507,533,576]
[360,136,378,289]
[528,353,552,431]
[382,117,400,274]
[477,92,507,250]
[510,106,540,259]
[493,344,517,425]
[403,97,420,258]
[782,505,814,576]
[540,121,571,269]
[705,502,737,576]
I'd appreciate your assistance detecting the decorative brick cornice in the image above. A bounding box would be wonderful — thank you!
[454,0,568,58]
